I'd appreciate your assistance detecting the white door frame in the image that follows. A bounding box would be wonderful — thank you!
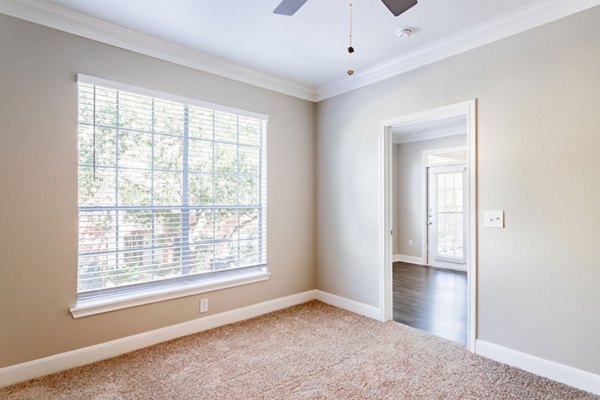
[378,100,477,352]
[427,163,467,270]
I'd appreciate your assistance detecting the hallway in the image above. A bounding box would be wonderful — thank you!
[393,262,467,345]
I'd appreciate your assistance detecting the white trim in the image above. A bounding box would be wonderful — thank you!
[0,0,316,101]
[423,146,468,167]
[379,120,394,323]
[5,297,598,394]
[392,254,425,265]
[2,0,598,102]
[70,271,271,319]
[420,150,429,264]
[392,126,465,144]
[0,290,316,388]
[426,262,467,273]
[78,74,269,121]
[382,102,478,127]
[0,290,382,388]
[393,255,468,273]
[379,100,477,351]
[476,340,600,396]
[315,290,381,321]
[466,100,478,351]
[316,0,600,100]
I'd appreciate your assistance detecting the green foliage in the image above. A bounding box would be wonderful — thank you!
[77,83,265,293]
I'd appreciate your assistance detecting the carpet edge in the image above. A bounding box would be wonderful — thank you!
[476,339,600,396]
[0,289,317,388]
[315,290,382,320]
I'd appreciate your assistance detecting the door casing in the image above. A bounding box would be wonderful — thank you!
[378,100,477,352]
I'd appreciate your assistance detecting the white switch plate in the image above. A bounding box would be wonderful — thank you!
[484,210,504,228]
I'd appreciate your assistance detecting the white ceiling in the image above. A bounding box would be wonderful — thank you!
[46,0,540,88]
[2,0,594,100]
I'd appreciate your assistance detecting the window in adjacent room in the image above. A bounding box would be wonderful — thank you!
[75,76,267,310]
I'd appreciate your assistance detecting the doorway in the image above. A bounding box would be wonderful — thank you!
[427,159,467,271]
[378,100,477,351]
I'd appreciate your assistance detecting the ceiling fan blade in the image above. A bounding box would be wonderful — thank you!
[273,0,309,15]
[381,0,418,16]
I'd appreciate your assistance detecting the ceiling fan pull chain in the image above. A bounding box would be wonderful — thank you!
[347,0,354,76]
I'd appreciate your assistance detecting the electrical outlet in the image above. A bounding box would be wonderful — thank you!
[484,210,505,228]
[408,239,413,247]
[200,298,209,313]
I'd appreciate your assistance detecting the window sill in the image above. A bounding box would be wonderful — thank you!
[70,270,271,319]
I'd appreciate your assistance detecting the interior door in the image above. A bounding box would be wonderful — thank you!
[427,165,467,269]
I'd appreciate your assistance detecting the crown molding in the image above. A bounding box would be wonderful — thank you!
[315,0,600,101]
[0,0,317,102]
[392,126,465,144]
[2,0,599,103]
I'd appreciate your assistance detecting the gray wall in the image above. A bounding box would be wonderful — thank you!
[2,4,600,379]
[0,15,316,367]
[393,135,466,257]
[316,7,600,374]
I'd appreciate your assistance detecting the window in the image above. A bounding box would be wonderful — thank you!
[434,169,465,261]
[76,76,267,307]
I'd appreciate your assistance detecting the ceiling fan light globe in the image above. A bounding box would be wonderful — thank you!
[396,27,414,39]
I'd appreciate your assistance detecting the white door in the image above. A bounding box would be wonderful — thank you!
[427,165,467,269]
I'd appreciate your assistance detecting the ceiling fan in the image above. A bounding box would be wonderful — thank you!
[273,0,418,17]
[274,0,418,76]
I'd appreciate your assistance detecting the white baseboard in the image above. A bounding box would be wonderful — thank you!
[427,262,468,272]
[476,340,600,396]
[0,290,316,388]
[315,290,381,320]
[4,296,596,396]
[393,254,468,272]
[392,254,425,265]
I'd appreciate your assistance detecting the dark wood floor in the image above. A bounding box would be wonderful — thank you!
[393,262,467,345]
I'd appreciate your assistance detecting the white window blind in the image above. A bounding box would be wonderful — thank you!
[77,78,267,300]
[435,171,464,260]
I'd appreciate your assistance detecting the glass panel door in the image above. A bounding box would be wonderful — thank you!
[427,165,466,265]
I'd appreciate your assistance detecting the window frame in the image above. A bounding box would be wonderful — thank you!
[71,74,269,318]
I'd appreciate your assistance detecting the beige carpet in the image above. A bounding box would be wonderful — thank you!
[0,301,596,400]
